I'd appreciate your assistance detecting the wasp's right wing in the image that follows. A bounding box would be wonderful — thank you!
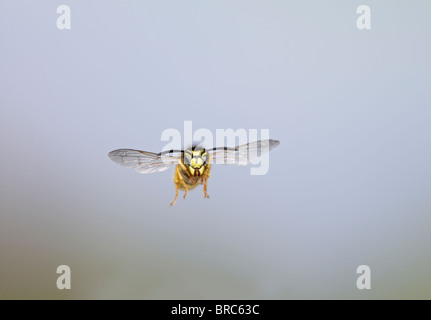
[108,149,183,174]
[209,139,280,166]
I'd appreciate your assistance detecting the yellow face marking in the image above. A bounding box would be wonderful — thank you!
[198,166,205,175]
[188,167,196,176]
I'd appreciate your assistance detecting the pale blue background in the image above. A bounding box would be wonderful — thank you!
[1,1,430,299]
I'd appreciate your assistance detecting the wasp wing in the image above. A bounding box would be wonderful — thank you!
[209,139,279,166]
[108,149,182,174]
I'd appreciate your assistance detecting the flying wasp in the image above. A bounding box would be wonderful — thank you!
[108,139,280,206]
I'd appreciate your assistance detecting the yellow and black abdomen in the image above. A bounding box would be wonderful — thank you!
[176,165,201,190]
[176,163,210,191]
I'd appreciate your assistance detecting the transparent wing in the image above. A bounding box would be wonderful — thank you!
[108,149,182,174]
[209,139,280,166]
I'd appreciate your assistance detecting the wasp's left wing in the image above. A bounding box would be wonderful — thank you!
[108,149,183,174]
[208,139,280,166]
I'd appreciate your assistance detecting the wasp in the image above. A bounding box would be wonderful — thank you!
[108,139,279,206]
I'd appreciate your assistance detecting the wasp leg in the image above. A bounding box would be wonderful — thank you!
[170,182,179,207]
[203,164,211,199]
[170,165,182,206]
[176,162,190,199]
[171,165,189,205]
[183,187,189,199]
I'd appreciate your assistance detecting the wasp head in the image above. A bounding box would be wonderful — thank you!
[183,146,208,177]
